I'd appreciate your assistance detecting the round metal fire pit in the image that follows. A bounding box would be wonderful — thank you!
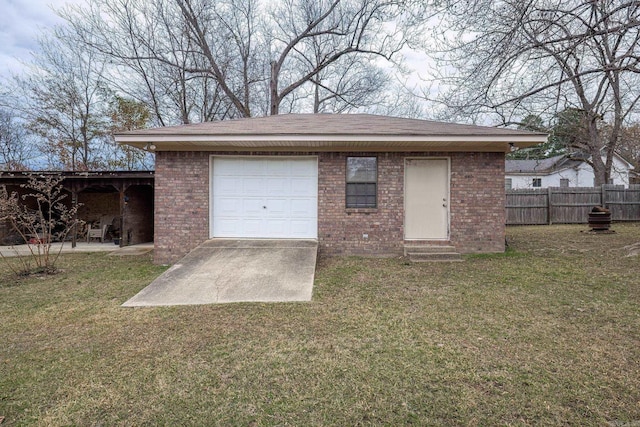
[588,206,611,231]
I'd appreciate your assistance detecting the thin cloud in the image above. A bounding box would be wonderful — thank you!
[0,0,78,78]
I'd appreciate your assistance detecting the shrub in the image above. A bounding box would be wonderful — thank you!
[0,174,82,275]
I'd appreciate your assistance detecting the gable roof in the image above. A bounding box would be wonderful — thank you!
[506,154,582,174]
[506,152,636,175]
[116,113,548,152]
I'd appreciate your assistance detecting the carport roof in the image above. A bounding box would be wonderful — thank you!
[115,113,548,153]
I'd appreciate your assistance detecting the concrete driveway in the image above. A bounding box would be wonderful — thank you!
[122,239,318,307]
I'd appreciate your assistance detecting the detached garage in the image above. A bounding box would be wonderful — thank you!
[116,114,547,264]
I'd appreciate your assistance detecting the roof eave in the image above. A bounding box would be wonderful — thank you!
[116,134,547,153]
[506,165,574,175]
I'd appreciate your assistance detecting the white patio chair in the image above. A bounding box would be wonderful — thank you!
[87,224,108,243]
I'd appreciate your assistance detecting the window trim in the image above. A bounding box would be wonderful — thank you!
[532,178,542,188]
[345,156,377,209]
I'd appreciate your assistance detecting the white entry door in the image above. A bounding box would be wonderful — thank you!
[404,158,449,239]
[211,157,318,238]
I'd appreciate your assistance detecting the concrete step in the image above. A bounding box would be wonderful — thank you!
[403,245,458,256]
[404,245,463,262]
[406,252,463,262]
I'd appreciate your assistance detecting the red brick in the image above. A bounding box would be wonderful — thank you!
[153,151,505,264]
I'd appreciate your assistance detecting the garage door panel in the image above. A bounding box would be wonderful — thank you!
[242,177,264,195]
[215,158,244,175]
[214,197,243,215]
[215,219,241,235]
[242,199,265,216]
[290,199,315,217]
[264,219,287,235]
[291,178,316,196]
[266,160,290,175]
[266,178,290,196]
[242,159,266,175]
[290,159,315,175]
[216,177,241,194]
[242,219,263,235]
[290,220,314,236]
[265,198,288,217]
[212,157,317,239]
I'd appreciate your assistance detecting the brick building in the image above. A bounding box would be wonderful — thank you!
[116,114,547,264]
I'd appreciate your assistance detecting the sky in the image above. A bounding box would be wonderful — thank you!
[0,0,433,89]
[0,0,81,81]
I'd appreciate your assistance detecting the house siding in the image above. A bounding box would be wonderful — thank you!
[506,155,633,189]
[153,150,505,264]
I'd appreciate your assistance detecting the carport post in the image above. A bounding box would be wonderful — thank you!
[71,190,78,248]
[119,187,126,248]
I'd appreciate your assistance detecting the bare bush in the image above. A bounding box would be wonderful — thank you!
[0,174,83,275]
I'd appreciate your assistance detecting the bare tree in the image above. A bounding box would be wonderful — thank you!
[0,108,35,170]
[609,122,640,174]
[0,174,82,275]
[15,33,109,171]
[106,95,154,170]
[261,0,409,115]
[303,34,391,113]
[427,0,640,185]
[59,0,419,121]
[60,0,255,124]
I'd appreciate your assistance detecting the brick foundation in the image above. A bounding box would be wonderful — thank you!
[153,151,506,264]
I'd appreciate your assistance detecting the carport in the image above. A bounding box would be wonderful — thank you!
[0,171,154,247]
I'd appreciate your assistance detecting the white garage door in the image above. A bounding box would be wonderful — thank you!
[211,157,318,238]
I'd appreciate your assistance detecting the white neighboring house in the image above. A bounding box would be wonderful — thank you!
[505,153,635,189]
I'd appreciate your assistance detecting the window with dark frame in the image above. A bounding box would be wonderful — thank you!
[346,157,377,208]
[532,178,542,188]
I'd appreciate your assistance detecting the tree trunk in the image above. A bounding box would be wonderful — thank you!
[313,82,320,113]
[270,61,279,116]
[591,154,607,187]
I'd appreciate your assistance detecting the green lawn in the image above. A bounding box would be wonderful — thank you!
[1,224,640,426]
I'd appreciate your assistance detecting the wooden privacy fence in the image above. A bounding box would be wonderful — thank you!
[506,185,640,225]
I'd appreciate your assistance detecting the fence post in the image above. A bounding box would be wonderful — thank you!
[547,187,553,225]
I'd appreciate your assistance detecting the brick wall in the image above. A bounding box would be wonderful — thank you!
[77,192,119,224]
[317,152,505,256]
[317,152,404,256]
[450,152,506,253]
[154,151,210,264]
[124,185,154,245]
[153,151,505,264]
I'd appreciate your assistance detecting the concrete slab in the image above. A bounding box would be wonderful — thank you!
[0,242,154,257]
[122,239,318,307]
[107,244,154,256]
